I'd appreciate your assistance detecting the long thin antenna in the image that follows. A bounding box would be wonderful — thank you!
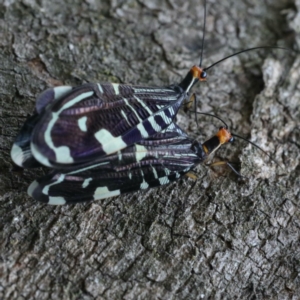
[188,110,229,128]
[199,0,207,67]
[204,46,291,71]
[231,133,279,167]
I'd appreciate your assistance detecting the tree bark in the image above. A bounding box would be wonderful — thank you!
[1,0,299,299]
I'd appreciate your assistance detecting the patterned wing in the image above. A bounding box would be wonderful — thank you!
[11,113,42,168]
[11,86,73,168]
[30,83,186,167]
[27,124,206,204]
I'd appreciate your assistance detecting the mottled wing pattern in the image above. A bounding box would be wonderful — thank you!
[28,124,205,204]
[30,83,186,167]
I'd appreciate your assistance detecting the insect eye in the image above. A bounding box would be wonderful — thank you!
[200,71,207,79]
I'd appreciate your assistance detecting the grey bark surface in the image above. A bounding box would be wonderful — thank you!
[0,0,300,299]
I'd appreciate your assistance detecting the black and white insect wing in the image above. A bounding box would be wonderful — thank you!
[35,86,73,114]
[29,82,187,167]
[11,86,73,168]
[28,124,206,204]
[11,113,42,168]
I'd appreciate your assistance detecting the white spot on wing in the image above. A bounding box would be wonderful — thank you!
[82,178,92,188]
[54,146,73,163]
[112,83,120,95]
[136,123,149,138]
[135,144,147,162]
[48,196,66,205]
[78,116,88,132]
[139,169,149,189]
[11,144,25,167]
[164,168,171,175]
[94,186,120,200]
[140,180,149,189]
[151,166,158,179]
[53,86,72,100]
[159,176,169,185]
[94,129,127,154]
[97,83,104,93]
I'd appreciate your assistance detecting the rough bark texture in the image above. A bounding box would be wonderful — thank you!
[1,0,300,299]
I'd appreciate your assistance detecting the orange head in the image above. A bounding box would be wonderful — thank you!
[190,65,207,82]
[216,126,233,145]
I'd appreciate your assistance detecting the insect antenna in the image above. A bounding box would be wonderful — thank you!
[191,2,291,127]
[231,133,282,169]
[203,46,291,71]
[199,0,207,68]
[186,110,229,129]
[194,111,229,129]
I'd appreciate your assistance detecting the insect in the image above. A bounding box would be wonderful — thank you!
[10,0,288,204]
[10,68,208,169]
[12,15,286,170]
[27,122,233,205]
[11,47,284,170]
